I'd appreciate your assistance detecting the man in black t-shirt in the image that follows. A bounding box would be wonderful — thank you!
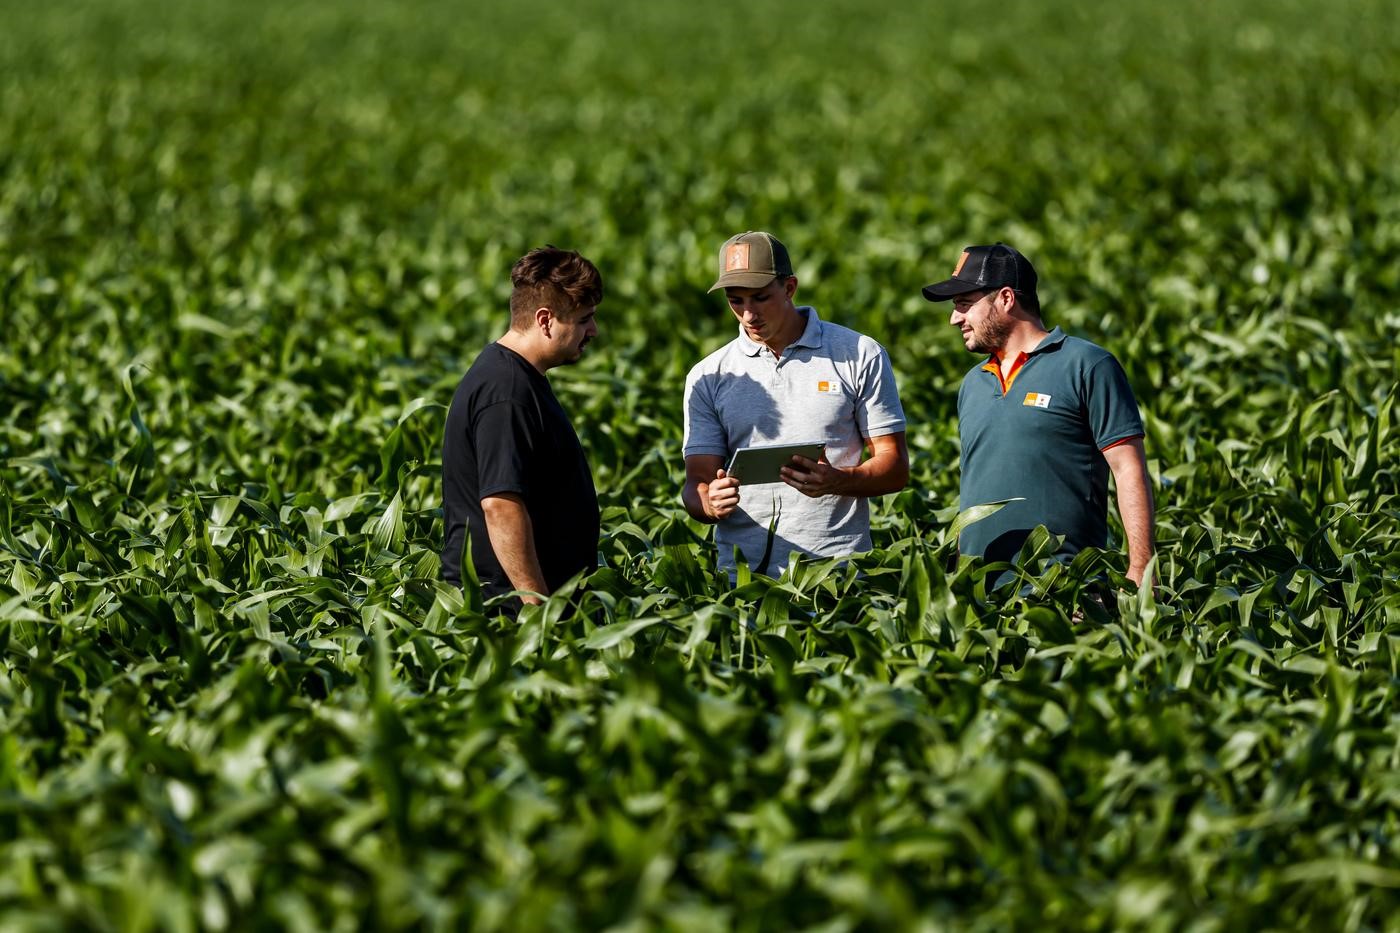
[441,247,603,607]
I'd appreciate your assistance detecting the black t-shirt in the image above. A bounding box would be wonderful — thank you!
[440,343,599,599]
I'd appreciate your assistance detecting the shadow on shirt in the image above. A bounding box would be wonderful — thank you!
[985,528,1034,567]
[729,525,806,579]
[689,371,785,448]
[690,368,856,579]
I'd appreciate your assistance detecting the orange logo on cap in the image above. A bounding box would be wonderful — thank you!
[953,251,970,276]
[725,243,751,271]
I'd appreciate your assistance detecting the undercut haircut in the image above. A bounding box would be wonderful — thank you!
[508,247,603,331]
[1014,288,1041,316]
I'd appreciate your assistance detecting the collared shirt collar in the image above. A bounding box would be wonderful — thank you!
[986,326,1067,367]
[1031,326,1068,354]
[739,305,824,357]
[983,327,1067,395]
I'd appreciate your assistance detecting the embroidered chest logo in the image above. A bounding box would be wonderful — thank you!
[725,243,750,271]
[816,380,840,394]
[1023,392,1052,408]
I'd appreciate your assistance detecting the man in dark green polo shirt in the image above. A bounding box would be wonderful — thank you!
[921,243,1156,589]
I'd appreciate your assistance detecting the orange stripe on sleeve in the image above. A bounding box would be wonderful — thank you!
[1100,435,1143,452]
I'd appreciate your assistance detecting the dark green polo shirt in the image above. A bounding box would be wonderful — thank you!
[957,327,1144,581]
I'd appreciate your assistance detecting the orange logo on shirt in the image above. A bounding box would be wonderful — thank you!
[1023,392,1052,408]
[816,380,839,394]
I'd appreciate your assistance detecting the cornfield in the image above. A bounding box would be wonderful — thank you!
[2,0,1398,928]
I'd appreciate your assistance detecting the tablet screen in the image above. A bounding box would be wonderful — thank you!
[724,441,825,485]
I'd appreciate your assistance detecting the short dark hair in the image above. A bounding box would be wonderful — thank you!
[1014,288,1040,315]
[509,247,603,329]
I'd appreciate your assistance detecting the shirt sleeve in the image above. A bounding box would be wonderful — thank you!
[473,400,536,499]
[1085,355,1145,450]
[855,340,907,437]
[682,367,730,458]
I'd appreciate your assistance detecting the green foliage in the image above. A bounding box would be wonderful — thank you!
[1,0,1398,928]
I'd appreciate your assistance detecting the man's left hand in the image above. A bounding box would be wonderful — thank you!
[780,455,844,498]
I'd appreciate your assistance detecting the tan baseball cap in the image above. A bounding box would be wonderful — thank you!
[708,231,794,291]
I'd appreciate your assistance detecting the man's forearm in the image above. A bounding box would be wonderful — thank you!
[1117,481,1155,581]
[1105,439,1156,585]
[832,434,909,498]
[482,495,549,602]
[835,452,909,497]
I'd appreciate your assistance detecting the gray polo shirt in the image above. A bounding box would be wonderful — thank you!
[683,306,906,576]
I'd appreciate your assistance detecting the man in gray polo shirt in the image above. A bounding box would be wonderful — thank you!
[921,243,1156,589]
[682,231,909,578]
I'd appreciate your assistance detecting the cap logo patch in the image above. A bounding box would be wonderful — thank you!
[953,251,970,277]
[725,243,751,271]
[1023,392,1052,408]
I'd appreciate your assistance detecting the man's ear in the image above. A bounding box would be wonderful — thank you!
[534,306,553,337]
[783,277,799,300]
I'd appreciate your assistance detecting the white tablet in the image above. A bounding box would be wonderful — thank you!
[724,441,825,485]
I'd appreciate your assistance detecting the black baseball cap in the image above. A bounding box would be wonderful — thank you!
[921,243,1038,302]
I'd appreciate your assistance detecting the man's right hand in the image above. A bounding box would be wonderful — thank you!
[683,455,742,524]
[706,468,741,520]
